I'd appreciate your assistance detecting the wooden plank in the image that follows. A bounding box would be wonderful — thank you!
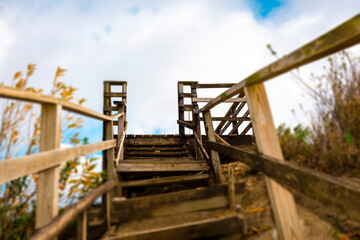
[116,162,209,172]
[177,120,195,130]
[29,179,117,240]
[193,133,209,160]
[207,140,360,224]
[125,137,188,146]
[103,106,120,112]
[178,104,194,111]
[178,82,185,135]
[215,93,245,134]
[193,97,246,103]
[120,174,210,188]
[228,110,249,135]
[121,158,200,163]
[200,117,250,121]
[214,132,231,146]
[126,147,186,151]
[196,83,235,88]
[0,85,113,121]
[110,112,123,121]
[125,151,188,157]
[245,83,303,240]
[77,210,87,240]
[0,140,116,184]
[104,92,126,97]
[240,122,252,135]
[112,182,245,222]
[227,166,235,210]
[203,110,225,183]
[108,214,244,240]
[36,103,61,229]
[178,93,196,98]
[104,80,127,85]
[196,14,360,114]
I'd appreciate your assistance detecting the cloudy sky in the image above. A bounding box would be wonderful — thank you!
[0,0,359,143]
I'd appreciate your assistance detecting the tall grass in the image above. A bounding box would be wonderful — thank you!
[278,51,360,176]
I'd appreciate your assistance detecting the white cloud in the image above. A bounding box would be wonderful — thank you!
[0,0,359,136]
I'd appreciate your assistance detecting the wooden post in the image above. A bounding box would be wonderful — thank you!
[178,82,185,136]
[36,104,61,229]
[245,83,303,240]
[77,210,87,240]
[227,166,235,210]
[191,82,203,159]
[203,110,224,184]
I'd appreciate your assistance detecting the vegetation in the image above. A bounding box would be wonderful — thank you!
[275,50,360,176]
[0,65,104,239]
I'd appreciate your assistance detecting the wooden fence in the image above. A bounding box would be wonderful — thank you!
[0,81,127,239]
[178,14,360,240]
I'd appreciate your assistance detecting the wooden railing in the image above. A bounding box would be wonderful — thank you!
[0,80,127,239]
[192,14,360,240]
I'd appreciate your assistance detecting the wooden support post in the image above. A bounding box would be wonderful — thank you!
[203,110,224,184]
[36,103,61,229]
[245,83,303,240]
[178,82,185,136]
[77,210,87,240]
[227,166,235,210]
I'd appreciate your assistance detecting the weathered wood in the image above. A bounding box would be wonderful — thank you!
[125,151,188,157]
[77,210,87,240]
[103,106,120,112]
[177,120,195,130]
[36,103,61,229]
[0,140,116,184]
[193,97,246,103]
[206,140,360,224]
[116,162,208,172]
[126,146,186,151]
[120,174,210,188]
[196,83,236,88]
[200,117,250,121]
[29,180,117,240]
[245,83,303,240]
[121,158,200,163]
[228,110,249,135]
[0,85,113,121]
[227,166,235,210]
[240,122,252,135]
[125,136,188,146]
[112,182,245,222]
[107,213,244,240]
[216,93,245,134]
[196,14,360,114]
[178,104,194,111]
[214,132,231,146]
[203,110,225,183]
[110,112,124,121]
[178,82,185,135]
[193,133,210,160]
[104,92,126,97]
[178,93,196,98]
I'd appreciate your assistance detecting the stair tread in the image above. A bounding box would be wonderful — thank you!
[103,209,244,240]
[120,173,210,188]
[116,161,209,172]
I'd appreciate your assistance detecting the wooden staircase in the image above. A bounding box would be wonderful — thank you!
[116,135,211,194]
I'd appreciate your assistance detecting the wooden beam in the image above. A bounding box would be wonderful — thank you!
[178,82,185,135]
[192,97,246,103]
[116,162,209,172]
[203,110,225,184]
[29,179,117,240]
[200,117,250,121]
[110,112,124,121]
[228,110,249,135]
[214,132,231,146]
[193,133,210,160]
[245,83,303,240]
[77,210,87,240]
[104,92,126,97]
[206,140,360,225]
[0,85,113,121]
[177,120,195,130]
[0,140,116,184]
[196,83,235,88]
[240,122,252,135]
[196,14,360,113]
[36,103,61,229]
[120,174,210,188]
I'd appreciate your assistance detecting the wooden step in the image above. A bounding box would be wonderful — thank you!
[103,210,245,240]
[120,174,210,188]
[125,151,189,157]
[126,147,186,151]
[116,160,208,172]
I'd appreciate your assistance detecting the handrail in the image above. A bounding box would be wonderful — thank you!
[0,85,114,121]
[193,133,209,160]
[29,179,117,240]
[195,14,360,113]
[0,139,116,184]
[206,140,360,223]
[115,122,128,165]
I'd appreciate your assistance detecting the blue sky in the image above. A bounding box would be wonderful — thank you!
[0,0,360,142]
